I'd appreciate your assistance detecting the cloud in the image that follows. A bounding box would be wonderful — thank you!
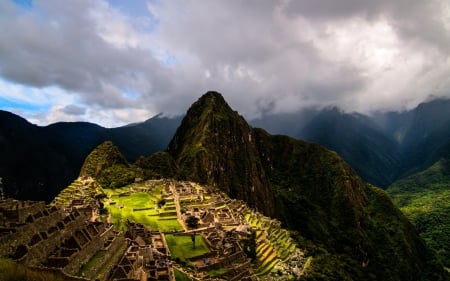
[61,104,86,116]
[0,0,449,126]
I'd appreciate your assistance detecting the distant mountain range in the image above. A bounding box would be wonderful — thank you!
[251,98,450,188]
[1,97,449,201]
[0,110,181,201]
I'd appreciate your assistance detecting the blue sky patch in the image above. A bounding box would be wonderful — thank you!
[12,0,32,8]
[0,96,49,112]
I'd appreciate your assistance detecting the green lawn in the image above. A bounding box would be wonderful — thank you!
[165,234,211,262]
[105,191,183,231]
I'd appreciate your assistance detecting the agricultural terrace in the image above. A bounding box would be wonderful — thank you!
[103,184,183,231]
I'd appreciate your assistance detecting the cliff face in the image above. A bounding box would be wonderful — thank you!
[167,92,275,216]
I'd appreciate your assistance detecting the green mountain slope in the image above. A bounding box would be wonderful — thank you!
[253,129,445,280]
[79,141,136,188]
[388,157,450,269]
[166,92,448,280]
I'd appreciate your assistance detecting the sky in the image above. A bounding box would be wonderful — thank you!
[0,0,450,127]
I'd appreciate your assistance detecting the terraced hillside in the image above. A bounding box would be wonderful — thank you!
[245,212,305,279]
[51,177,104,208]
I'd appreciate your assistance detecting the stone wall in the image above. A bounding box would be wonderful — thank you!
[0,199,47,225]
[84,232,125,280]
[0,207,85,262]
[61,223,118,275]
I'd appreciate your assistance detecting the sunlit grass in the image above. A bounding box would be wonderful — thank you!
[105,190,182,231]
[165,234,211,262]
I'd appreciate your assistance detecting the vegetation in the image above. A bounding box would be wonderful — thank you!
[165,234,211,262]
[388,158,450,268]
[173,268,192,281]
[104,186,183,231]
[79,141,129,178]
[185,215,199,229]
[134,151,179,179]
[207,268,229,277]
[51,177,104,207]
[78,250,105,276]
[167,92,275,216]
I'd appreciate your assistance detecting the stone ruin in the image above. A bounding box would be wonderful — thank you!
[196,228,252,280]
[0,199,174,281]
[109,222,174,281]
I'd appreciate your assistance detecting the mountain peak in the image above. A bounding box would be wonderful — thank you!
[196,91,227,105]
[182,91,234,122]
[167,92,275,216]
[79,141,128,178]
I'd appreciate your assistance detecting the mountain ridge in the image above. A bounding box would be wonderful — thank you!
[251,98,450,187]
[0,110,180,201]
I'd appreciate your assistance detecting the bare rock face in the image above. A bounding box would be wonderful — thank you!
[167,92,275,217]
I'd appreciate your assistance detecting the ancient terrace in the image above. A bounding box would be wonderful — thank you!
[0,178,306,280]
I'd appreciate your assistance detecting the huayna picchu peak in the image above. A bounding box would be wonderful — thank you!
[168,91,275,217]
[0,91,448,281]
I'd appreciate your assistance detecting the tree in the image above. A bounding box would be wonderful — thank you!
[157,198,166,208]
[185,215,199,229]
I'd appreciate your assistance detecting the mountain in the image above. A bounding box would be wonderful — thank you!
[251,98,450,188]
[298,108,401,187]
[167,92,275,216]
[166,92,448,280]
[375,99,450,177]
[0,110,180,201]
[387,156,450,269]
